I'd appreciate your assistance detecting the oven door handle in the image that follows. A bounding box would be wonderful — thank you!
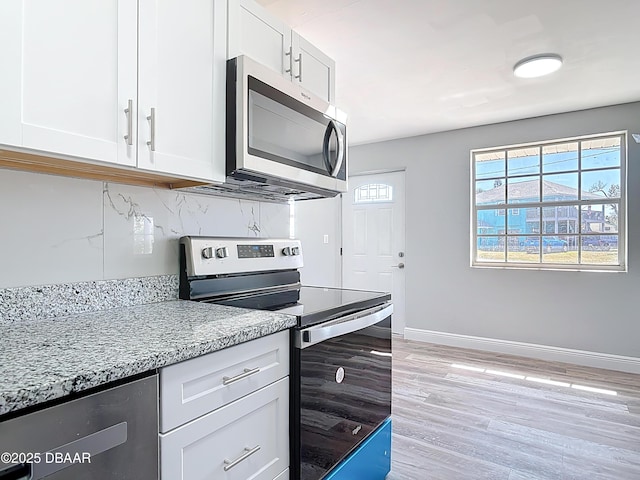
[295,303,393,349]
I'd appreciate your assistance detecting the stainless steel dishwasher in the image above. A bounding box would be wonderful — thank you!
[0,374,158,479]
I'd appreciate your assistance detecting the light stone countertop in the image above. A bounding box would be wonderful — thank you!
[0,300,296,416]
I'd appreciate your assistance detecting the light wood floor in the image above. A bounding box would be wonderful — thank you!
[387,338,640,480]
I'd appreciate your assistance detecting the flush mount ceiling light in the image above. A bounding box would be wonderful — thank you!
[513,54,563,78]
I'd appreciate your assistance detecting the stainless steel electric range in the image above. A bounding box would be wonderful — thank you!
[179,237,392,480]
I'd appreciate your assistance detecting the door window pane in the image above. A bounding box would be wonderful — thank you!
[354,184,393,203]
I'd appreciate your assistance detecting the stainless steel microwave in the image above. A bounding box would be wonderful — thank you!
[224,55,347,201]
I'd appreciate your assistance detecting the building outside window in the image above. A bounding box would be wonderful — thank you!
[471,132,626,271]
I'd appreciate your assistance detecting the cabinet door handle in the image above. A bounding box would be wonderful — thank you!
[123,99,133,146]
[285,46,293,78]
[294,53,302,82]
[222,367,260,385]
[146,108,155,151]
[223,445,261,471]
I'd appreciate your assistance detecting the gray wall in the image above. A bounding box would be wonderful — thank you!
[348,102,640,358]
[294,196,342,287]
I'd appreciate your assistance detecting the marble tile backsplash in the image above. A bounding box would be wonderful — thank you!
[0,169,291,289]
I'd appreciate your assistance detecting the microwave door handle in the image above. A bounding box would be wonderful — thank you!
[322,120,345,177]
[332,120,345,177]
[322,121,335,175]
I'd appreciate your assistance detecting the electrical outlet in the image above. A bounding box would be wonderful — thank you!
[323,234,329,244]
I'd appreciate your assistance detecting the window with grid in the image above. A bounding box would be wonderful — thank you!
[354,183,393,203]
[472,132,626,271]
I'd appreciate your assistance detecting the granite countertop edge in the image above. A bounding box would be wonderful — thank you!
[0,300,297,417]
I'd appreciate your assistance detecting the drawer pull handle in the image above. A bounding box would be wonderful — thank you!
[223,367,261,385]
[223,445,261,471]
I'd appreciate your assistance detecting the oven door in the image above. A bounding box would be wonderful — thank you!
[228,55,347,194]
[292,303,392,480]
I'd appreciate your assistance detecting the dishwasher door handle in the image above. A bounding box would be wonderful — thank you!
[295,303,393,349]
[30,422,127,478]
[0,463,31,479]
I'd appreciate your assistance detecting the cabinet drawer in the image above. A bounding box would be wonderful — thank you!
[160,330,289,432]
[274,468,289,480]
[160,377,289,480]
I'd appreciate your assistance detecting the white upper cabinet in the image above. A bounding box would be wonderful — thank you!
[228,0,335,103]
[291,32,336,104]
[0,0,330,184]
[137,0,226,181]
[228,0,291,77]
[0,0,225,183]
[0,0,137,167]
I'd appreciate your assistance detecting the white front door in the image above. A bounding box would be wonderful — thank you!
[342,171,406,334]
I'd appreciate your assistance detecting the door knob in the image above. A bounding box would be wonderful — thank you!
[391,263,405,269]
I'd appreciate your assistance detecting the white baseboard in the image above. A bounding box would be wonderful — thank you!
[404,328,640,375]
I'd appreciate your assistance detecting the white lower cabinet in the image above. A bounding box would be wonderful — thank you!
[159,331,290,480]
[274,468,289,480]
[160,378,289,480]
[159,330,289,433]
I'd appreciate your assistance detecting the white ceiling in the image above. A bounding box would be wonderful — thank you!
[257,0,640,146]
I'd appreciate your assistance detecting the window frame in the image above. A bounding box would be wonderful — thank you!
[354,183,393,204]
[470,131,627,272]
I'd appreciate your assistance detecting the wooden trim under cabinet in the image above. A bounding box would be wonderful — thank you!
[0,148,209,189]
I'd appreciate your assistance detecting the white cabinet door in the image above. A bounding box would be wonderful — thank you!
[0,1,23,147]
[160,378,289,480]
[292,32,336,103]
[228,0,291,77]
[0,0,137,166]
[227,0,335,102]
[137,0,226,182]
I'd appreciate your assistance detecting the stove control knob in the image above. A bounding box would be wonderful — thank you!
[202,247,214,259]
[215,247,229,259]
[282,246,300,256]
